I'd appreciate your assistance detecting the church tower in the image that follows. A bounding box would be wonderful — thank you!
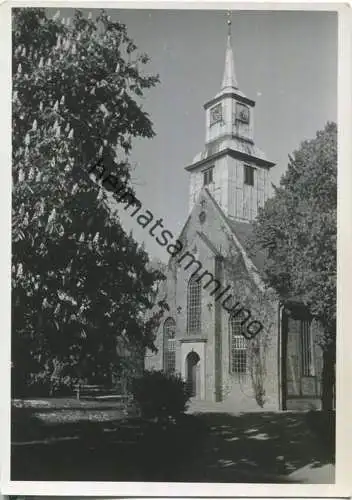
[186,17,275,222]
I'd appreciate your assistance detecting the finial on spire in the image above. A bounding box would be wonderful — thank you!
[227,10,232,37]
[221,10,238,90]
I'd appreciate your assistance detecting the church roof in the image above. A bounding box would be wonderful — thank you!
[188,137,274,170]
[196,186,268,278]
[226,217,308,308]
[225,218,268,274]
[208,18,252,106]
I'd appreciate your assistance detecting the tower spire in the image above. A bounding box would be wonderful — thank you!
[221,12,238,90]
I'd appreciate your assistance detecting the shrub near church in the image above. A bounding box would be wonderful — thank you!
[131,370,190,423]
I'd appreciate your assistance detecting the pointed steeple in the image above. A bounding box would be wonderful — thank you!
[221,15,238,90]
[186,11,276,221]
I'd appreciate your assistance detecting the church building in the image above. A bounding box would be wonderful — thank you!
[145,22,324,411]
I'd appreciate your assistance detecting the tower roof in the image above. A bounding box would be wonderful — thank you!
[221,19,238,90]
[204,14,251,107]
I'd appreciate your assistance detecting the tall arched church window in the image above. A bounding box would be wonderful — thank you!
[229,313,248,376]
[187,275,201,335]
[163,317,176,373]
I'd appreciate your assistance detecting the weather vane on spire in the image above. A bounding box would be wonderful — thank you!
[226,10,232,37]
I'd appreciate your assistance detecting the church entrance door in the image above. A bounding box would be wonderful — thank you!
[186,351,200,398]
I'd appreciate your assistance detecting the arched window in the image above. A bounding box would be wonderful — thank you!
[163,317,176,373]
[187,275,201,335]
[229,313,248,375]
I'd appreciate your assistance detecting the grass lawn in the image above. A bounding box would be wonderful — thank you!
[12,397,130,443]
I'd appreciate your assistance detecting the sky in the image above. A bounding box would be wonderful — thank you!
[57,8,337,262]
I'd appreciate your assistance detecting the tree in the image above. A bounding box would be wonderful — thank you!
[251,122,337,410]
[12,8,165,396]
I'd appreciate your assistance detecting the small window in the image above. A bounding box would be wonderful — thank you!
[203,167,214,186]
[244,165,255,186]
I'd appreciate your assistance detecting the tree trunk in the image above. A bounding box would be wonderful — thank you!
[321,346,335,411]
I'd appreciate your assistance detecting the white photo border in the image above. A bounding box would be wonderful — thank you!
[1,1,351,497]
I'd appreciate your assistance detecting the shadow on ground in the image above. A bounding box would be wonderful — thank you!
[11,405,335,482]
[177,411,335,482]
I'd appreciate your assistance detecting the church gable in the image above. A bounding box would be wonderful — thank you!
[201,188,267,288]
[161,185,267,304]
[177,187,239,261]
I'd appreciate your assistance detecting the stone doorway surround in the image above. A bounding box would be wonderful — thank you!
[180,338,206,400]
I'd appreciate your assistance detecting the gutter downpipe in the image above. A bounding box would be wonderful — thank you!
[278,301,285,411]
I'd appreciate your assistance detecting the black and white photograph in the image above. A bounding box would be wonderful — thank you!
[4,1,350,494]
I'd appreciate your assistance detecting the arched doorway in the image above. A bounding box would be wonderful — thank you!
[186,351,200,398]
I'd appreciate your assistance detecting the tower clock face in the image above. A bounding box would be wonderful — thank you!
[210,104,222,126]
[236,103,250,124]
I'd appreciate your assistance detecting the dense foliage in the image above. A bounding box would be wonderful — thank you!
[131,370,190,423]
[251,122,337,408]
[253,122,336,344]
[12,8,165,396]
